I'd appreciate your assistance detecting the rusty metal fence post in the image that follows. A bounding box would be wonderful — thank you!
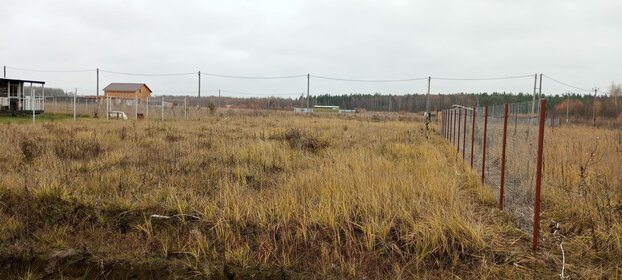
[499,103,509,210]
[451,109,458,147]
[481,106,488,184]
[446,109,450,139]
[446,110,450,139]
[470,108,476,168]
[450,109,453,141]
[462,108,467,159]
[533,99,547,250]
[441,110,447,138]
[441,101,547,252]
[457,108,461,152]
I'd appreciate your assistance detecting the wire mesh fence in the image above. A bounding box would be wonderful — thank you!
[441,100,547,249]
[42,96,220,121]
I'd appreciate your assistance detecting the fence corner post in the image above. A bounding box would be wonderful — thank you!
[462,108,467,159]
[499,103,509,210]
[481,106,488,184]
[533,99,547,250]
[470,107,476,168]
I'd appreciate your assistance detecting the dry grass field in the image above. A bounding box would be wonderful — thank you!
[0,111,620,279]
[540,125,622,278]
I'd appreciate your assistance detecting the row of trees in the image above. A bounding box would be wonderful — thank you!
[37,84,622,121]
[196,91,621,121]
[22,86,71,97]
[166,87,622,121]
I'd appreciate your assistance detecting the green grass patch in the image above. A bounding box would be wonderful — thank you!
[0,113,88,124]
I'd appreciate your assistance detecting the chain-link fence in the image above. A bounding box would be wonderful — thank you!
[441,100,547,249]
[42,96,221,121]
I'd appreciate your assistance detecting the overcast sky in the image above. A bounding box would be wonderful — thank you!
[1,0,620,97]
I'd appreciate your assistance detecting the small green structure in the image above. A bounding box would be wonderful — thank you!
[313,105,339,112]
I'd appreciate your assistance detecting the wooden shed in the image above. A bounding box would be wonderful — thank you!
[103,83,152,101]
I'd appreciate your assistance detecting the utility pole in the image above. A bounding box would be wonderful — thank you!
[73,88,77,122]
[218,89,221,108]
[426,76,431,126]
[538,73,543,104]
[3,65,5,78]
[96,68,99,98]
[531,73,538,116]
[198,71,201,100]
[306,73,310,113]
[592,87,599,126]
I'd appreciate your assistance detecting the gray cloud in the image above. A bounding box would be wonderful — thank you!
[1,0,620,97]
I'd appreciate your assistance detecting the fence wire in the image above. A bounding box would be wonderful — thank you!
[442,100,543,235]
[42,96,222,121]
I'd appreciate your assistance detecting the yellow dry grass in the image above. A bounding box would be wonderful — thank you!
[0,111,619,279]
[540,125,622,278]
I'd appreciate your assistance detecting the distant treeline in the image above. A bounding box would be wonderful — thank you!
[32,85,620,120]
[166,91,621,120]
[23,86,68,97]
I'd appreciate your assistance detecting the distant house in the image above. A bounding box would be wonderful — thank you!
[0,78,45,115]
[103,83,152,101]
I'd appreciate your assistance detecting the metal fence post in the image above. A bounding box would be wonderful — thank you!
[444,110,448,138]
[481,106,488,184]
[457,108,462,153]
[441,110,445,138]
[446,109,450,139]
[441,110,444,138]
[450,109,454,142]
[73,88,77,122]
[453,109,457,144]
[462,108,467,159]
[533,99,547,250]
[499,103,509,209]
[470,108,476,168]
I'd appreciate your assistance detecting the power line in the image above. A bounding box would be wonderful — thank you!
[220,89,301,96]
[99,69,306,79]
[151,89,220,94]
[542,74,591,92]
[311,75,428,82]
[6,66,94,73]
[201,72,307,79]
[100,69,195,76]
[433,74,533,81]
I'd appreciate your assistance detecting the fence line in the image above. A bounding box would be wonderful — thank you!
[42,96,211,121]
[440,100,547,250]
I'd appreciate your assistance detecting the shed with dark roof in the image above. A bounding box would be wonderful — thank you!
[103,83,152,101]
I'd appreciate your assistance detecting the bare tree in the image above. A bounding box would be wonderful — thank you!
[609,82,621,107]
